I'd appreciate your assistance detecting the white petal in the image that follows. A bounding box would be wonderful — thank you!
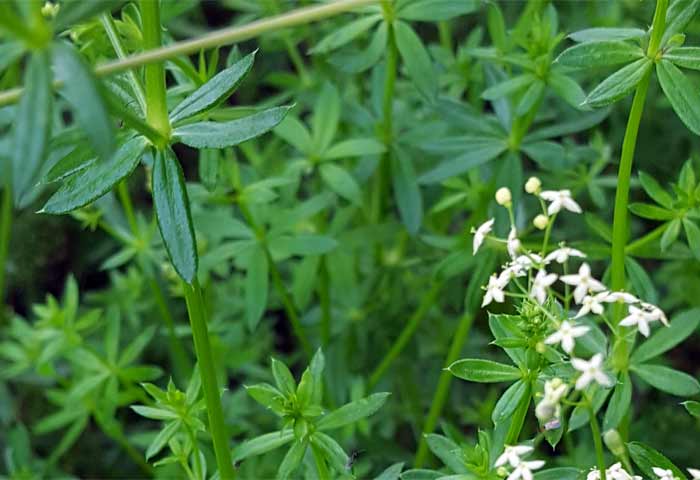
[575,372,592,390]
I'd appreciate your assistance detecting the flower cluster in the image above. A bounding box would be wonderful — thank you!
[495,445,545,480]
[471,179,670,424]
[586,462,641,480]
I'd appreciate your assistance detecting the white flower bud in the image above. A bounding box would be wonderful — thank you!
[41,1,60,18]
[533,214,549,230]
[525,176,542,194]
[495,187,512,206]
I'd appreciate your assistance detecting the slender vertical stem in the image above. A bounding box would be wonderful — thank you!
[587,396,607,480]
[140,0,170,139]
[0,186,12,323]
[414,313,474,467]
[117,181,139,234]
[371,11,397,223]
[318,257,331,346]
[368,281,443,389]
[610,0,667,321]
[184,280,236,479]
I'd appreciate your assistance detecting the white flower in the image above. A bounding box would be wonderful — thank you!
[587,469,602,480]
[540,189,582,215]
[688,468,700,479]
[560,263,606,304]
[588,464,642,480]
[533,214,549,230]
[620,305,657,337]
[483,274,507,307]
[495,445,533,468]
[544,320,590,353]
[572,353,612,390]
[507,227,521,258]
[510,254,543,277]
[507,460,546,480]
[530,269,557,304]
[652,467,676,480]
[641,302,669,326]
[525,176,541,194]
[602,291,638,304]
[473,218,494,255]
[496,187,512,206]
[575,292,608,318]
[545,247,586,264]
[536,378,568,423]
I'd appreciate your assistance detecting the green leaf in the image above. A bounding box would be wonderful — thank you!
[662,0,700,45]
[448,359,522,383]
[274,115,312,154]
[130,405,179,421]
[310,432,349,474]
[603,373,632,430]
[170,50,255,124]
[374,463,405,480]
[392,148,423,234]
[568,27,646,43]
[534,468,581,480]
[232,430,294,462]
[309,15,382,55]
[628,203,676,220]
[555,41,644,69]
[683,400,700,418]
[146,420,180,460]
[424,434,468,474]
[173,106,290,148]
[526,108,609,141]
[313,83,341,154]
[41,136,147,214]
[663,46,700,70]
[516,79,545,116]
[119,325,156,366]
[482,73,534,100]
[324,138,386,159]
[271,358,296,397]
[492,379,529,424]
[269,234,338,256]
[320,163,362,205]
[12,51,52,207]
[584,58,652,107]
[394,20,436,99]
[628,442,688,480]
[683,218,700,259]
[547,72,586,109]
[397,0,479,21]
[625,257,658,304]
[317,392,390,431]
[418,139,506,184]
[277,439,307,480]
[639,171,674,208]
[53,42,114,160]
[199,148,222,192]
[246,246,269,330]
[521,141,569,170]
[657,60,700,135]
[329,21,388,73]
[152,148,198,284]
[632,363,700,396]
[661,218,682,250]
[631,308,700,363]
[245,383,285,413]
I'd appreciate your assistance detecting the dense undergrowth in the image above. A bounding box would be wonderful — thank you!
[1,1,700,479]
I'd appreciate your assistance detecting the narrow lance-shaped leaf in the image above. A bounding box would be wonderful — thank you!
[309,14,382,55]
[555,41,644,69]
[603,373,632,430]
[277,439,307,480]
[657,59,700,135]
[41,136,147,214]
[661,0,700,45]
[396,0,480,21]
[392,147,423,235]
[170,50,256,124]
[152,148,198,284]
[584,57,652,107]
[418,139,507,184]
[316,392,390,431]
[631,308,700,363]
[631,363,700,396]
[568,27,646,43]
[394,20,436,99]
[312,82,341,154]
[628,442,688,480]
[173,106,291,149]
[448,359,522,383]
[13,51,52,207]
[53,42,115,160]
[231,430,294,462]
[661,46,700,70]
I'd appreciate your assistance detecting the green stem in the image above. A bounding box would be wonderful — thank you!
[183,280,235,479]
[625,223,667,255]
[318,257,331,346]
[117,181,139,233]
[100,12,148,115]
[0,185,12,324]
[414,313,474,468]
[0,0,379,107]
[610,0,668,320]
[368,281,443,389]
[265,247,313,358]
[140,0,171,139]
[371,12,397,223]
[587,396,607,480]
